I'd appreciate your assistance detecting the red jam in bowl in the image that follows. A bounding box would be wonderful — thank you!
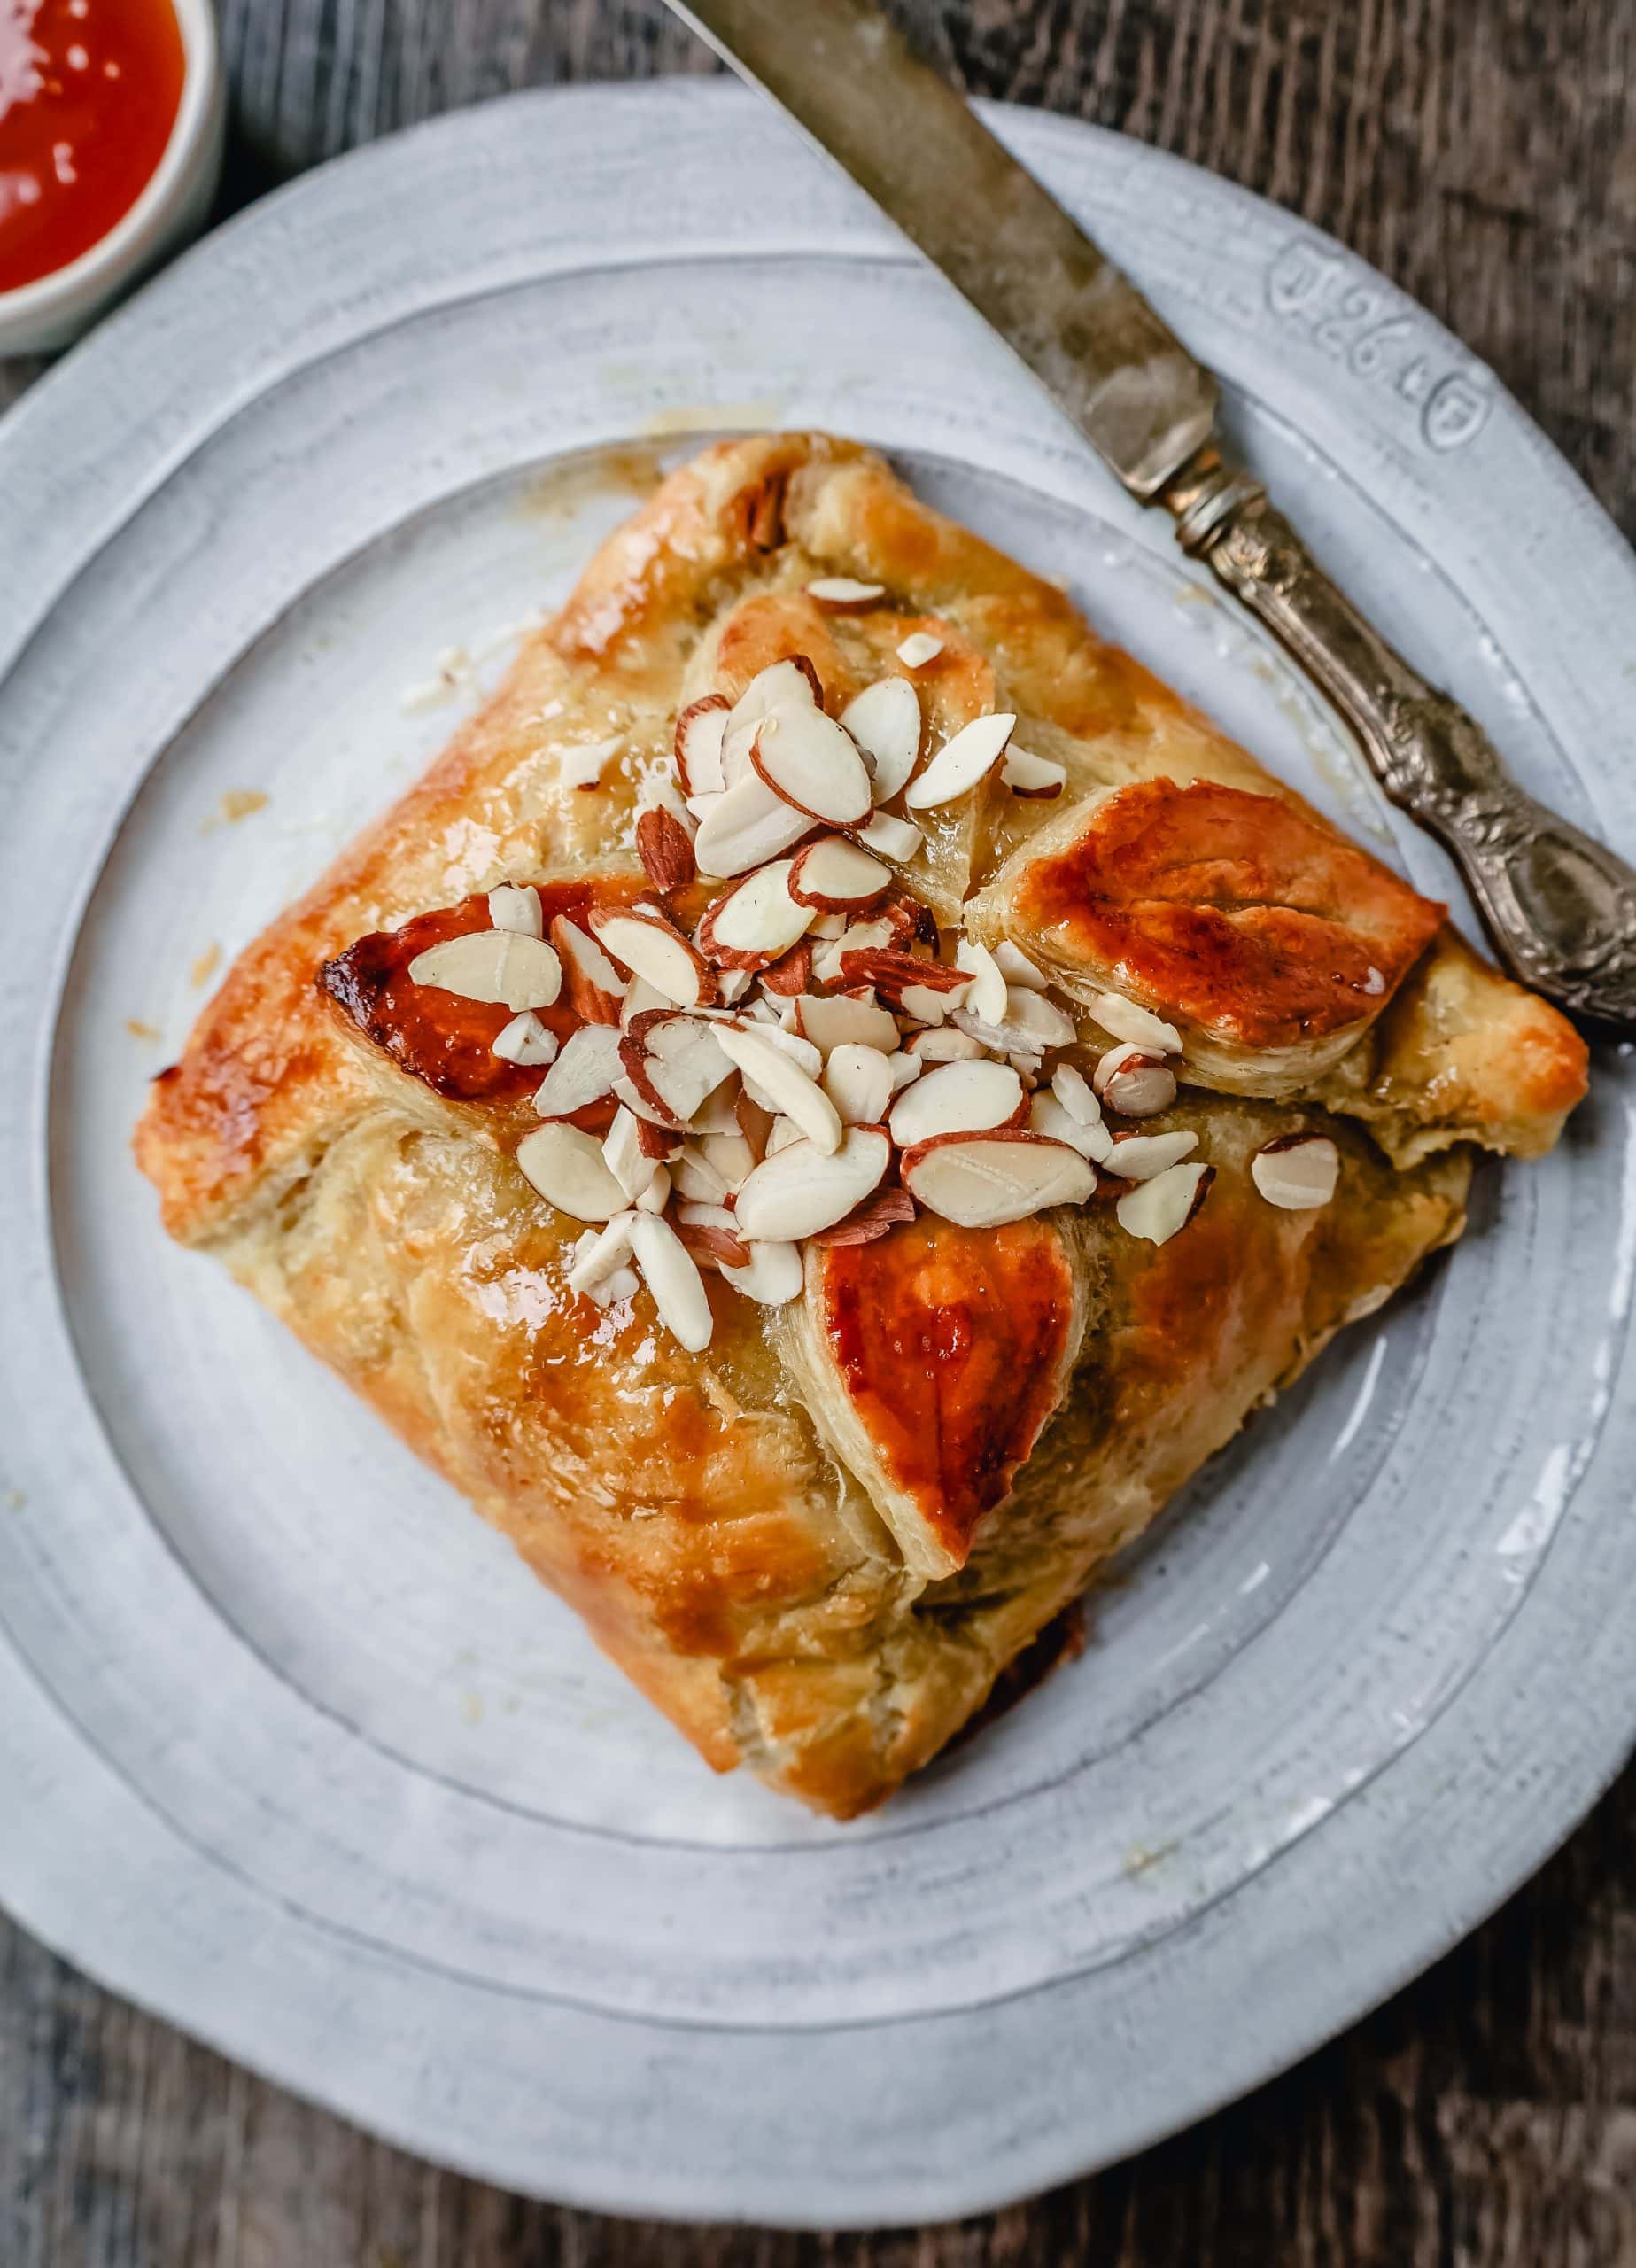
[0,0,185,292]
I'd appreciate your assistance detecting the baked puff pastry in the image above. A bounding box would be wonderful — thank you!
[135,433,1588,1817]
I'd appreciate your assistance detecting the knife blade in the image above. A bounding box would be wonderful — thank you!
[660,0,1636,1029]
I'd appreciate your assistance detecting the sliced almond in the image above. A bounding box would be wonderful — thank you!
[1089,989,1182,1055]
[954,936,1008,1025]
[487,883,543,937]
[1028,1090,1112,1164]
[677,1200,740,1236]
[550,915,626,1025]
[619,973,671,1029]
[1252,1133,1340,1209]
[1116,1160,1213,1244]
[906,1025,982,1063]
[764,1114,804,1157]
[900,1129,1096,1227]
[628,1210,715,1352]
[823,1043,896,1126]
[558,735,621,791]
[903,712,1015,810]
[635,806,696,892]
[694,769,813,876]
[515,1122,628,1223]
[886,1049,923,1091]
[733,1127,892,1240]
[837,946,965,1011]
[810,1187,918,1247]
[811,910,902,985]
[806,576,886,610]
[787,835,890,913]
[565,1214,637,1294]
[750,706,873,827]
[1096,1047,1177,1117]
[696,860,814,969]
[670,1142,731,1204]
[634,1165,672,1212]
[853,810,924,863]
[713,1021,842,1153]
[1110,1129,1199,1182]
[636,762,696,835]
[896,631,944,668]
[589,906,718,1010]
[757,938,815,998]
[532,1023,625,1118]
[900,981,968,1029]
[602,1107,660,1202]
[492,1010,559,1067]
[620,1010,735,1128]
[746,1020,824,1076]
[1051,1062,1102,1127]
[888,1057,1027,1146]
[1002,747,1066,799]
[720,1239,805,1306]
[841,677,921,804]
[717,966,755,1004]
[721,656,821,788]
[588,1263,640,1308]
[700,1131,757,1193]
[611,1073,676,1128]
[994,941,1050,990]
[998,986,1076,1052]
[407,929,562,1013]
[794,990,900,1056]
[673,695,730,798]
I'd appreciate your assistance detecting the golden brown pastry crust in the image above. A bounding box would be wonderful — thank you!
[134,432,1585,1816]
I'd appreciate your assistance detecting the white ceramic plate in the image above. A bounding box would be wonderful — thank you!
[1,83,1632,2229]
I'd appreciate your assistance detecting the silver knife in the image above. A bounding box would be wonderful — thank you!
[661,0,1636,1030]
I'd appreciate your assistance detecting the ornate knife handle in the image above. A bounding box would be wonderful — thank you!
[1160,450,1636,1031]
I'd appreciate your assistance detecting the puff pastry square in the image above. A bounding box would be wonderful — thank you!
[135,434,1587,1817]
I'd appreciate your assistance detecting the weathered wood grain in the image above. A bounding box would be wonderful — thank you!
[2,0,1633,2260]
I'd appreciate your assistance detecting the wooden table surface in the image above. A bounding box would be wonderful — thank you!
[3,2,1633,2260]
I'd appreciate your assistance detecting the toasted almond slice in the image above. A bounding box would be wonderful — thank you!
[854,810,924,863]
[903,711,1016,809]
[674,695,730,798]
[565,1213,637,1293]
[407,929,562,1013]
[840,677,921,804]
[677,1200,740,1236]
[1116,1160,1213,1244]
[589,906,718,1010]
[492,1010,559,1067]
[1096,1047,1177,1117]
[696,859,814,968]
[717,966,755,1004]
[750,707,873,827]
[720,1239,804,1306]
[806,576,887,610]
[753,1021,825,1076]
[810,1187,918,1247]
[619,1010,735,1127]
[733,1127,892,1239]
[558,735,622,791]
[550,915,626,1025]
[700,1131,757,1193]
[954,936,1008,1025]
[610,1074,675,1127]
[532,1022,624,1117]
[1252,1133,1340,1209]
[823,1043,896,1126]
[671,1142,731,1203]
[1110,1129,1199,1181]
[628,1210,715,1352]
[515,1122,628,1222]
[635,806,696,892]
[694,769,814,876]
[1028,1090,1112,1164]
[994,940,1050,990]
[602,1107,660,1202]
[1051,1062,1103,1127]
[764,1114,804,1157]
[787,835,891,913]
[794,990,900,1056]
[888,1057,1027,1146]
[1002,746,1066,798]
[713,1021,842,1153]
[721,656,821,787]
[886,1049,923,1091]
[675,1219,752,1274]
[1089,989,1183,1055]
[487,883,543,937]
[619,973,670,1029]
[634,1165,671,1212]
[811,912,898,985]
[899,1128,1096,1226]
[896,631,944,668]
[900,981,970,1029]
[836,946,963,1006]
[808,911,849,938]
[1000,986,1076,1052]
[907,1025,985,1062]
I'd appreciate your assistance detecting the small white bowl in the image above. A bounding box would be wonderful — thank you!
[0,0,226,356]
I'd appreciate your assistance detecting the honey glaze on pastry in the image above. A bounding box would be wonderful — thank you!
[135,432,1588,1817]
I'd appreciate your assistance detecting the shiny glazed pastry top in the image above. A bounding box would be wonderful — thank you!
[135,432,1588,1816]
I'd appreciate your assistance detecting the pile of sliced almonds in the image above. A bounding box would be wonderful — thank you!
[407,639,1338,1352]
